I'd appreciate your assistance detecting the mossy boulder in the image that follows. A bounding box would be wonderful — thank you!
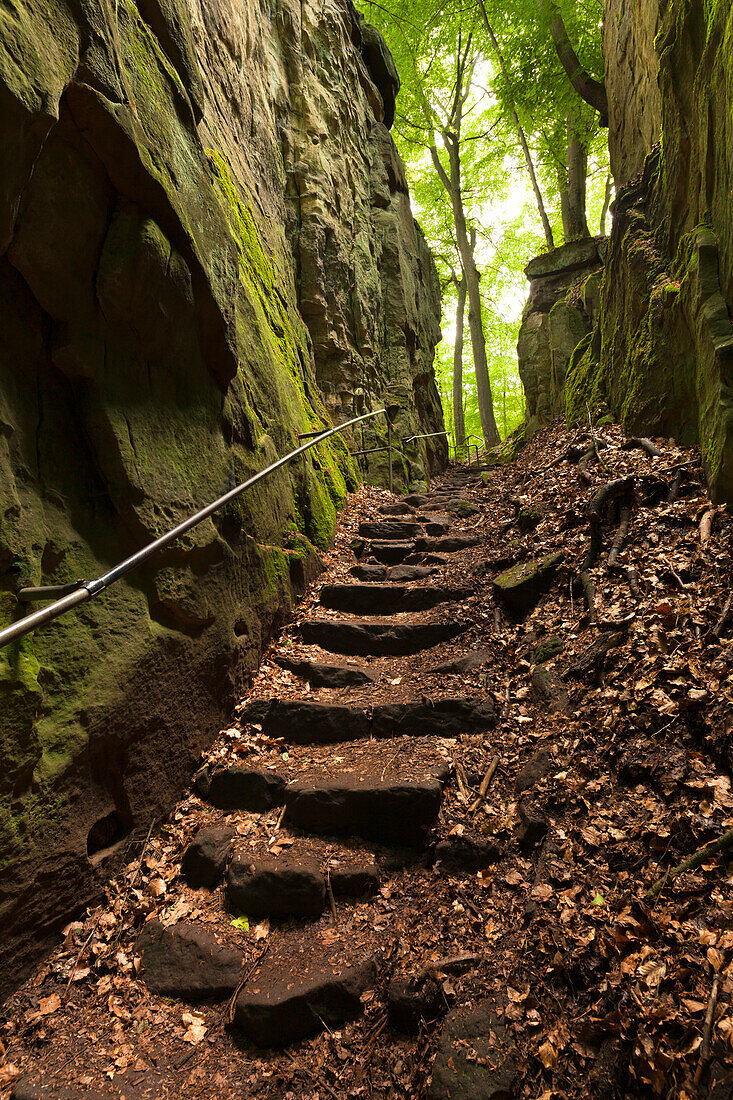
[492,552,564,615]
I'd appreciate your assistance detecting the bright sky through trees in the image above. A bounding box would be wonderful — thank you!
[358,0,610,450]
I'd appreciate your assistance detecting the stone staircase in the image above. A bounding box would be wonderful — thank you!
[134,472,501,1062]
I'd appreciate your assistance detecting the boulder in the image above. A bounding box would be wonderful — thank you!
[434,835,502,875]
[136,921,243,1001]
[181,826,233,889]
[428,1000,517,1099]
[492,551,564,614]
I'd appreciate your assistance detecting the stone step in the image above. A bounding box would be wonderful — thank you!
[300,618,466,656]
[233,944,376,1047]
[273,655,375,687]
[415,535,483,553]
[367,540,416,564]
[285,746,450,845]
[226,847,379,919]
[349,563,440,582]
[378,502,416,515]
[242,697,497,744]
[358,520,423,540]
[319,583,470,615]
[136,920,244,1002]
[181,826,234,888]
[193,765,285,811]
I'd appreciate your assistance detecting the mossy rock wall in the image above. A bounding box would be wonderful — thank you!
[517,238,606,436]
[568,0,733,500]
[0,0,444,995]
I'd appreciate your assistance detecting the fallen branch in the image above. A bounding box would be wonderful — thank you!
[227,943,270,1024]
[661,555,694,592]
[469,756,500,816]
[455,761,471,803]
[326,870,338,924]
[693,973,721,1088]
[667,468,684,504]
[577,448,594,486]
[621,437,663,458]
[700,507,717,544]
[645,826,733,902]
[714,593,732,638]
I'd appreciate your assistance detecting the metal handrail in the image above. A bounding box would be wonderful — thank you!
[402,430,449,445]
[0,408,386,650]
[465,434,485,467]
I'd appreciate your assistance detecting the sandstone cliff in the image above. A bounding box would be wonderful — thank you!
[564,0,732,502]
[517,237,605,437]
[0,0,445,994]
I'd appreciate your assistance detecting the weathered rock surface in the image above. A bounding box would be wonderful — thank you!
[562,0,733,502]
[227,854,326,919]
[273,656,375,688]
[359,520,423,541]
[430,649,492,675]
[518,238,606,437]
[319,583,471,615]
[300,619,467,656]
[181,827,234,889]
[0,0,446,994]
[245,696,496,743]
[372,698,497,738]
[434,836,502,875]
[136,921,243,1001]
[234,955,376,1047]
[428,1000,517,1099]
[492,552,564,614]
[287,778,445,846]
[196,766,286,812]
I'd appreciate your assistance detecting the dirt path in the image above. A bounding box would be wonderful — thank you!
[2,421,732,1100]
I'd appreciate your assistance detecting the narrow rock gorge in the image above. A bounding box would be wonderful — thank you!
[0,0,445,993]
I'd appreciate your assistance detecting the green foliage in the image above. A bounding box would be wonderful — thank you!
[359,0,610,449]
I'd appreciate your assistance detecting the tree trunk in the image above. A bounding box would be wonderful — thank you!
[431,137,501,447]
[600,171,613,235]
[477,3,555,251]
[558,118,589,241]
[453,274,467,453]
[537,0,608,125]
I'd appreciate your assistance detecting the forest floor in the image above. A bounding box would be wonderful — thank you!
[1,419,732,1100]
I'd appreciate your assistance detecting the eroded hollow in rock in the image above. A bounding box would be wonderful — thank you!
[86,811,131,860]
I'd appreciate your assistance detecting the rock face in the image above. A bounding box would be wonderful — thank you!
[563,0,733,503]
[517,238,606,436]
[0,0,445,997]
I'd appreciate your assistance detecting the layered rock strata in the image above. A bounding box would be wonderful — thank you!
[0,0,444,995]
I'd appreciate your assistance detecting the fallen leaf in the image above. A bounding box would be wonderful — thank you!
[39,994,61,1016]
[182,1011,207,1045]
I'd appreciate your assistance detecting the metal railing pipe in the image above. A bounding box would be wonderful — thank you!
[0,408,385,650]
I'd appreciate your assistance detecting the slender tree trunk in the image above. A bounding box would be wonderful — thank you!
[431,136,500,447]
[453,274,467,453]
[477,2,555,251]
[536,0,608,124]
[600,170,613,235]
[558,117,590,241]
